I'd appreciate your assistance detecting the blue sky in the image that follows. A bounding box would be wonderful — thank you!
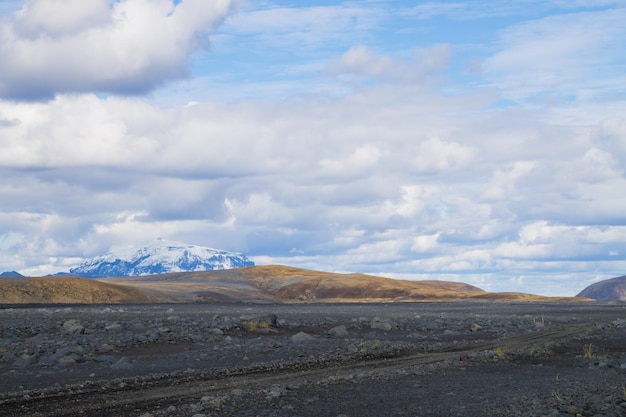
[0,0,625,295]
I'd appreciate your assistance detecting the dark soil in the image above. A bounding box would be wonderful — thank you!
[1,302,625,417]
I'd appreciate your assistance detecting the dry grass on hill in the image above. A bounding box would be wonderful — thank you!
[1,266,592,304]
[0,277,165,304]
[240,265,486,302]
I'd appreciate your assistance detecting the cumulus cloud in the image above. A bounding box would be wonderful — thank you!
[0,0,236,100]
[1,1,625,296]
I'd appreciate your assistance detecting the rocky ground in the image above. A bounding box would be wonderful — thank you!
[0,302,625,417]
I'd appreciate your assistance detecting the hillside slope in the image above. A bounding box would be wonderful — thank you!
[102,265,589,303]
[0,277,166,304]
[577,275,626,301]
[1,266,593,304]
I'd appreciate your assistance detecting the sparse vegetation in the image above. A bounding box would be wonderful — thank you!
[247,320,271,332]
[583,343,594,359]
[493,347,507,359]
[582,343,608,359]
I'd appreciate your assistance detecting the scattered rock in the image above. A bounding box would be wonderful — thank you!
[62,319,84,335]
[13,354,37,367]
[328,325,350,337]
[371,317,393,331]
[291,332,316,343]
[470,323,482,332]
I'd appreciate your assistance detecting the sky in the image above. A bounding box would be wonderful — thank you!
[1,0,625,296]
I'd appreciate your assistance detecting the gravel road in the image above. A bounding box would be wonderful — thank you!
[1,302,625,417]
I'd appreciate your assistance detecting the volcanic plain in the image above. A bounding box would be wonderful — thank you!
[1,266,625,417]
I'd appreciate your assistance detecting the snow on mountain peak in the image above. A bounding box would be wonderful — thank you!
[69,239,254,278]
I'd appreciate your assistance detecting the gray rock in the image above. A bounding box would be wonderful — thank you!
[328,325,350,337]
[57,355,77,366]
[371,317,393,331]
[13,354,37,367]
[266,384,283,398]
[62,319,84,335]
[105,322,122,332]
[470,323,483,332]
[291,331,316,343]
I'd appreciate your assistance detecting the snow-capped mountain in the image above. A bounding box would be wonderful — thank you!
[69,239,254,278]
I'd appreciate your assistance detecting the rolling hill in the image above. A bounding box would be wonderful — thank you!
[0,276,164,304]
[0,265,592,304]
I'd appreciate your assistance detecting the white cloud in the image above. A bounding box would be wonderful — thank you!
[411,137,476,173]
[1,1,625,297]
[411,233,440,253]
[328,44,451,83]
[481,161,535,201]
[12,0,112,37]
[319,145,382,178]
[483,7,626,103]
[0,0,236,99]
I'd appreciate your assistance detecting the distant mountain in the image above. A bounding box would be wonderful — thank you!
[0,271,24,277]
[576,276,626,302]
[69,239,254,278]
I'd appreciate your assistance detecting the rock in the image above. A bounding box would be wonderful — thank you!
[371,317,393,331]
[62,319,85,335]
[470,323,483,332]
[612,318,626,327]
[266,384,283,398]
[129,322,147,332]
[328,325,350,337]
[291,332,315,343]
[105,322,121,332]
[13,354,37,367]
[57,356,77,366]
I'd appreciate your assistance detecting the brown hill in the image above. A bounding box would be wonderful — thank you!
[0,276,165,304]
[99,265,486,303]
[0,266,592,304]
[240,265,485,302]
[470,292,591,302]
[101,265,589,303]
[577,275,626,301]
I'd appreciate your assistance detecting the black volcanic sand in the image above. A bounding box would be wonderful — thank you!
[1,302,625,417]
